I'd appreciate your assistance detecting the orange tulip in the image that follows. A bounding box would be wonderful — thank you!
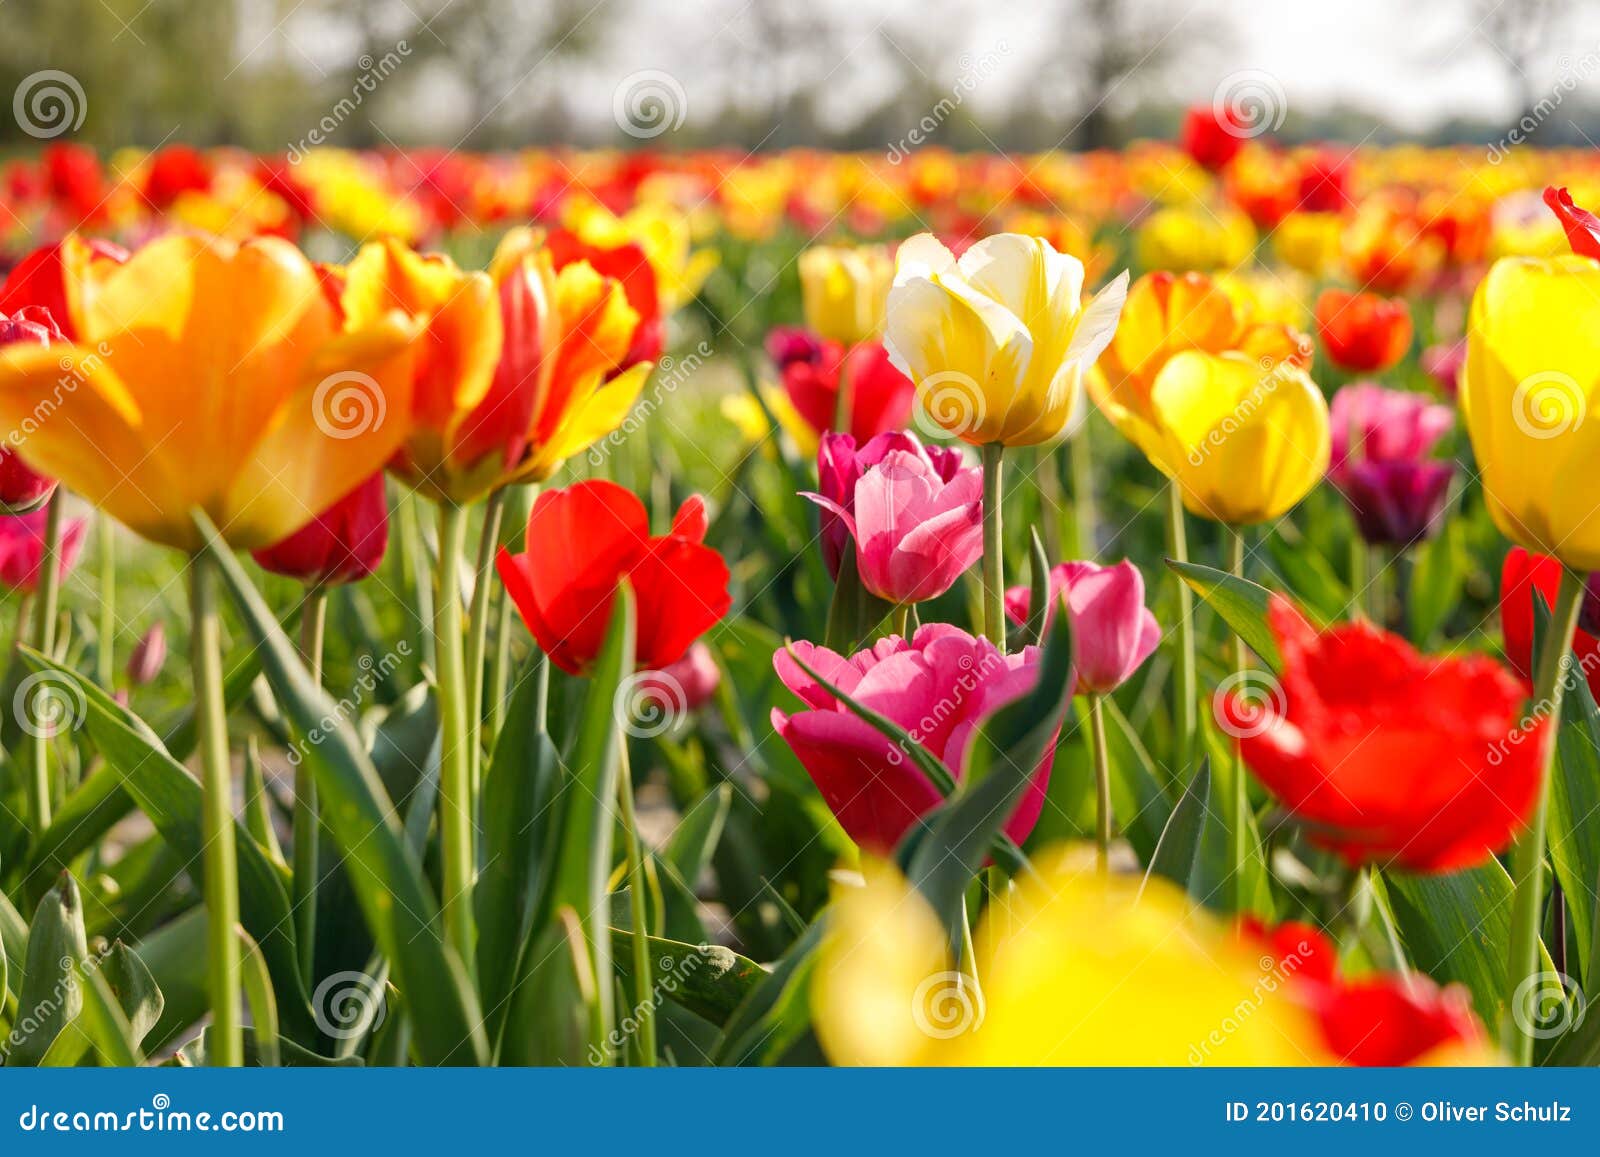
[1314,288,1413,373]
[0,233,421,551]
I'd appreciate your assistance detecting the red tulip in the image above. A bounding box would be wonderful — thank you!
[0,305,67,510]
[142,144,213,210]
[1543,185,1600,259]
[496,480,731,675]
[251,471,389,587]
[547,228,663,365]
[1500,547,1600,706]
[1179,104,1245,172]
[1224,597,1544,873]
[1243,918,1487,1065]
[1314,288,1412,373]
[766,327,915,443]
[0,237,129,342]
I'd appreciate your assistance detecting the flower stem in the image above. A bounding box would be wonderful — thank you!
[190,550,242,1067]
[1228,528,1250,915]
[1348,531,1367,620]
[1070,423,1097,558]
[28,493,63,831]
[1087,693,1111,871]
[1505,564,1585,1064]
[616,740,656,1065]
[981,443,1006,652]
[433,501,476,971]
[293,584,328,984]
[1165,482,1197,785]
[95,514,115,689]
[891,603,910,639]
[466,488,507,801]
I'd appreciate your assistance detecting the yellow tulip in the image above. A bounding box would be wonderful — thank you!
[0,233,421,551]
[561,197,717,314]
[883,233,1128,447]
[1464,255,1600,570]
[1146,350,1330,526]
[1135,205,1256,271]
[798,244,894,345]
[813,848,1329,1065]
[1272,211,1344,277]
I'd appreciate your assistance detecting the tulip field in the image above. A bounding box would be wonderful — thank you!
[3,128,1600,1076]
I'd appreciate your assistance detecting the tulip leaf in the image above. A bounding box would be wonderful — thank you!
[715,917,826,1066]
[1143,758,1210,891]
[1265,528,1350,624]
[781,643,1029,876]
[1014,526,1052,650]
[15,646,316,1046]
[197,512,488,1066]
[0,887,24,1003]
[822,548,895,653]
[476,654,563,1046]
[499,583,635,1065]
[663,783,733,887]
[903,601,1073,936]
[1101,697,1174,862]
[608,928,766,1026]
[1166,559,1284,672]
[236,927,280,1068]
[1548,663,1600,985]
[1407,517,1466,646]
[9,873,89,1067]
[45,941,160,1068]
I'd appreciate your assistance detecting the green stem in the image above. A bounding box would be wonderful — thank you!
[891,603,910,639]
[1070,422,1097,558]
[190,550,242,1067]
[466,488,507,802]
[1165,482,1197,784]
[616,740,656,1065]
[27,493,63,831]
[1087,693,1111,871]
[433,501,475,971]
[95,514,115,689]
[1505,565,1585,1065]
[1348,531,1367,620]
[399,492,435,671]
[980,443,1006,652]
[293,585,328,984]
[1228,528,1249,915]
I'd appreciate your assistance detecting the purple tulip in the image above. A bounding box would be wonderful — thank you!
[1329,383,1456,546]
[814,431,966,581]
[1004,559,1161,695]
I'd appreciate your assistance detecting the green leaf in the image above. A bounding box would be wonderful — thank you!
[1549,670,1600,983]
[499,908,598,1066]
[198,513,487,1066]
[67,951,146,1067]
[17,647,315,1046]
[1265,528,1349,624]
[236,927,280,1068]
[663,783,733,887]
[903,601,1073,937]
[1143,759,1210,891]
[1167,559,1285,672]
[1012,527,1052,650]
[1407,517,1466,646]
[476,655,563,1045]
[715,918,825,1066]
[1100,697,1173,863]
[502,582,636,1065]
[7,873,88,1066]
[822,548,894,653]
[608,929,765,1026]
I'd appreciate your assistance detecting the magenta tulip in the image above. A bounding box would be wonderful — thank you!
[1005,560,1161,695]
[0,305,66,511]
[770,624,1058,853]
[1328,383,1455,547]
[814,431,965,580]
[806,440,981,604]
[0,506,86,593]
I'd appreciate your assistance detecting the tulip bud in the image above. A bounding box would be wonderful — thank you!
[799,244,893,346]
[635,641,721,716]
[252,471,389,586]
[1005,560,1161,695]
[126,621,167,687]
[0,507,86,593]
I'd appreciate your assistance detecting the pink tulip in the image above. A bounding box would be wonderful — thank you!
[0,305,66,511]
[806,442,982,604]
[0,506,86,593]
[635,640,721,715]
[771,624,1059,853]
[814,431,965,579]
[1004,560,1161,695]
[1328,383,1453,482]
